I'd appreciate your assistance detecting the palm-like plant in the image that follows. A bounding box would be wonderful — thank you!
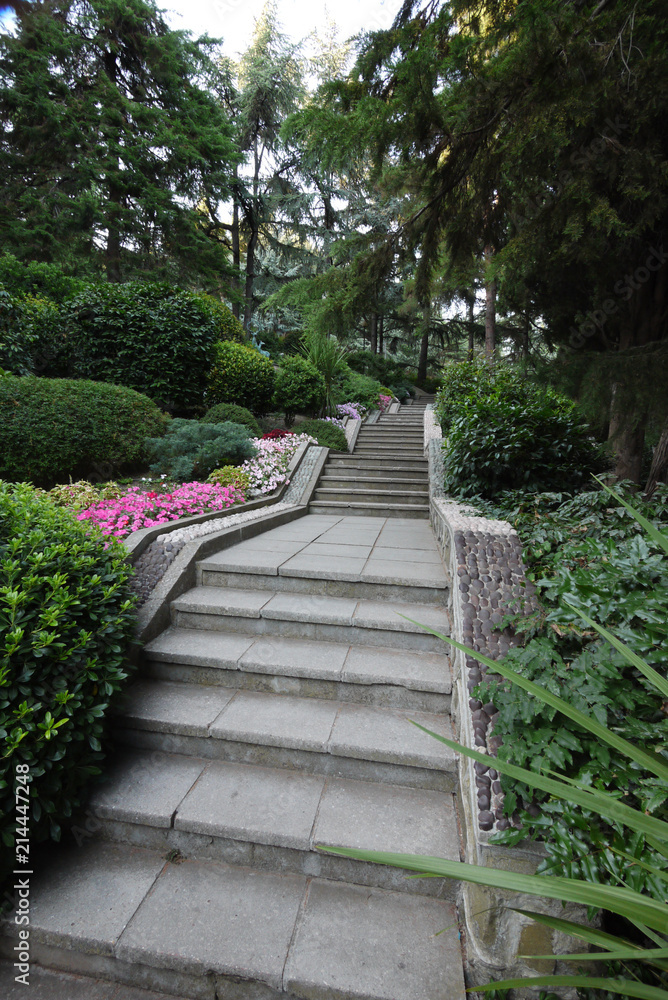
[321,486,668,999]
[300,330,348,416]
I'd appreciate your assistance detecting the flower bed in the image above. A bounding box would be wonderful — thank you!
[77,481,244,539]
[237,432,316,496]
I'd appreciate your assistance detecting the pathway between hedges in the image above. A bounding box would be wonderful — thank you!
[1,400,467,1000]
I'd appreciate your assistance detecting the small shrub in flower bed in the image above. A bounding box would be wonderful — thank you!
[261,429,294,440]
[146,418,255,481]
[297,419,348,452]
[336,402,365,420]
[239,433,316,496]
[378,394,392,413]
[37,480,126,512]
[77,482,244,539]
[201,403,262,438]
[206,466,252,499]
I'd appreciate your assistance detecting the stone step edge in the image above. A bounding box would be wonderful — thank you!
[144,629,452,694]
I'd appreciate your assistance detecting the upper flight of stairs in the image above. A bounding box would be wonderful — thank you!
[0,407,466,1000]
[309,396,435,519]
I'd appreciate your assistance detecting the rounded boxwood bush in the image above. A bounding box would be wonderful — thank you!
[147,418,256,481]
[207,342,276,414]
[0,376,168,487]
[273,355,326,426]
[0,482,137,870]
[297,419,348,451]
[436,359,605,498]
[339,370,385,410]
[201,402,261,438]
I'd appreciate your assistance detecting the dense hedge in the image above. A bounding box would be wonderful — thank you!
[297,419,348,451]
[147,418,255,481]
[59,282,244,412]
[0,376,168,487]
[273,355,325,425]
[338,370,385,410]
[207,342,276,414]
[0,482,137,871]
[435,359,604,497]
[201,402,261,438]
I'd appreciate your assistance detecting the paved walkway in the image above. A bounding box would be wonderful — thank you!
[1,508,466,996]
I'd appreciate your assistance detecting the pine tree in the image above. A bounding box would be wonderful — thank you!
[0,0,240,286]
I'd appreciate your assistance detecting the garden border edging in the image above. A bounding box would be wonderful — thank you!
[427,412,585,993]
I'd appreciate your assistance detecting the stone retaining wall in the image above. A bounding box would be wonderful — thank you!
[426,408,583,994]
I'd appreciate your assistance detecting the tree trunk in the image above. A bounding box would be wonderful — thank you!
[243,223,258,332]
[484,246,496,360]
[105,212,122,282]
[608,383,646,484]
[521,312,530,360]
[369,312,378,354]
[644,419,668,497]
[467,294,475,359]
[378,314,384,355]
[231,173,241,321]
[417,304,430,385]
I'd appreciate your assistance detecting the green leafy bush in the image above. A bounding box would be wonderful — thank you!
[207,341,276,414]
[0,253,86,303]
[0,288,32,375]
[0,376,168,487]
[147,418,255,481]
[338,370,385,411]
[436,359,604,497]
[201,403,261,438]
[273,355,326,425]
[0,482,137,870]
[345,349,406,388]
[206,465,252,499]
[57,282,242,413]
[297,419,348,451]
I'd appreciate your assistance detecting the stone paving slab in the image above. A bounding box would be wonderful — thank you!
[370,545,443,562]
[175,760,325,850]
[315,777,459,858]
[117,681,236,737]
[361,559,448,588]
[329,704,456,770]
[173,587,273,617]
[210,691,339,751]
[261,593,358,626]
[353,599,449,635]
[144,628,255,667]
[4,842,164,956]
[341,645,450,693]
[318,528,384,545]
[284,880,465,1000]
[279,553,367,581]
[199,551,289,575]
[0,962,195,1000]
[116,860,306,990]
[240,636,348,680]
[297,541,375,558]
[89,750,206,828]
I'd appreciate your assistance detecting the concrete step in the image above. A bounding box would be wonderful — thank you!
[325,460,428,477]
[358,429,424,439]
[309,500,429,519]
[88,750,459,898]
[170,586,448,652]
[354,444,425,453]
[113,681,458,791]
[143,629,451,712]
[313,488,428,506]
[352,451,426,461]
[319,475,429,491]
[0,841,465,1000]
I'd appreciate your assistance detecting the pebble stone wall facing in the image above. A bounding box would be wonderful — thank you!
[129,446,326,606]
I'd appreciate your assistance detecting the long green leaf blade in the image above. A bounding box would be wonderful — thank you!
[519,947,668,963]
[400,617,668,782]
[475,976,668,999]
[593,475,668,557]
[562,601,668,700]
[409,721,668,842]
[316,848,668,934]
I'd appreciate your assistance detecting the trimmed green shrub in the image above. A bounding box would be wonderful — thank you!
[59,282,243,412]
[0,253,86,303]
[338,370,385,411]
[206,465,252,498]
[297,419,348,451]
[436,359,604,497]
[207,342,276,414]
[201,403,261,438]
[147,418,255,481]
[273,355,326,425]
[0,288,32,375]
[0,482,137,868]
[0,376,168,487]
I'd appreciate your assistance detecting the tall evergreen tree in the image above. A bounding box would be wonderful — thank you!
[0,0,239,286]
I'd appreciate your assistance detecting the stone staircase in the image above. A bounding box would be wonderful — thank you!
[1,407,466,1000]
[310,397,435,519]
